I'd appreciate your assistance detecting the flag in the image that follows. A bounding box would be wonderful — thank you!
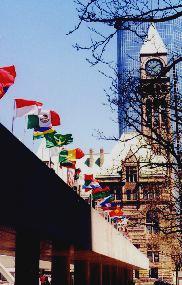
[84,174,93,181]
[101,203,111,210]
[84,174,93,186]
[33,127,55,140]
[15,99,43,117]
[99,195,113,206]
[83,176,100,190]
[59,148,84,163]
[59,149,70,164]
[109,207,123,218]
[27,111,61,130]
[45,133,73,148]
[102,205,120,211]
[50,110,60,126]
[101,204,112,211]
[0,65,16,99]
[121,216,128,225]
[92,186,110,195]
[89,180,102,189]
[74,168,81,180]
[39,110,52,128]
[82,184,92,191]
[60,161,76,169]
[27,115,39,129]
[39,110,60,127]
[92,191,110,200]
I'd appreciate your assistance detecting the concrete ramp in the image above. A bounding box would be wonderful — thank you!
[91,208,149,269]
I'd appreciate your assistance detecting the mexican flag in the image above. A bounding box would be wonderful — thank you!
[15,99,43,118]
[27,110,60,129]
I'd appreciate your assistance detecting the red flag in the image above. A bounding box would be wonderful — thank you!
[50,110,60,126]
[92,187,110,195]
[15,98,43,108]
[75,148,84,159]
[0,65,16,99]
[84,174,93,181]
[109,207,123,217]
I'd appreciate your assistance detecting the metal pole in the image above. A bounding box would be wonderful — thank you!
[12,100,15,134]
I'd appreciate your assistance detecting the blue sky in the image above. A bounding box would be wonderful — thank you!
[0,0,117,153]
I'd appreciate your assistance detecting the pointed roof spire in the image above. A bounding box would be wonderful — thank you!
[140,23,167,54]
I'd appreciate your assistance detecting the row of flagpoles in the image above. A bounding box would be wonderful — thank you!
[82,174,129,230]
[1,64,128,233]
[0,64,85,168]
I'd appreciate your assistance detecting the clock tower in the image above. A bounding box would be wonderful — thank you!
[140,24,171,153]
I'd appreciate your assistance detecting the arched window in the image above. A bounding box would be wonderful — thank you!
[146,210,159,233]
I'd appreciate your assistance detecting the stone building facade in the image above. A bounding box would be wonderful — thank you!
[76,131,174,285]
[77,24,176,285]
[36,23,179,285]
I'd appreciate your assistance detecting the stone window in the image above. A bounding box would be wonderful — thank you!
[143,189,160,200]
[133,189,139,200]
[133,244,140,249]
[146,99,152,126]
[146,210,159,233]
[135,270,140,279]
[126,190,131,200]
[126,166,138,182]
[147,246,159,263]
[149,267,158,279]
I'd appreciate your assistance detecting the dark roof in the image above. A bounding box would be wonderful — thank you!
[0,123,91,250]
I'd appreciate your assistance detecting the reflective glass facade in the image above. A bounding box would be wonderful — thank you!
[117,19,182,136]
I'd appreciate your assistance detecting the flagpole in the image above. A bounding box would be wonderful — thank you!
[49,148,51,168]
[23,116,27,143]
[11,100,15,134]
[57,146,60,174]
[56,146,60,174]
[67,167,69,185]
[56,160,59,174]
[41,140,44,159]
[90,193,93,208]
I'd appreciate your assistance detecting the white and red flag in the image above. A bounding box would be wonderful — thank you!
[14,98,43,117]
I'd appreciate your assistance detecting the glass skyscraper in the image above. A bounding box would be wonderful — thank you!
[117,18,182,136]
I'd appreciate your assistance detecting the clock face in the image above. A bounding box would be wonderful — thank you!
[145,59,163,76]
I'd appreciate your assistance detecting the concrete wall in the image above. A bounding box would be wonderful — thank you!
[91,208,149,269]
